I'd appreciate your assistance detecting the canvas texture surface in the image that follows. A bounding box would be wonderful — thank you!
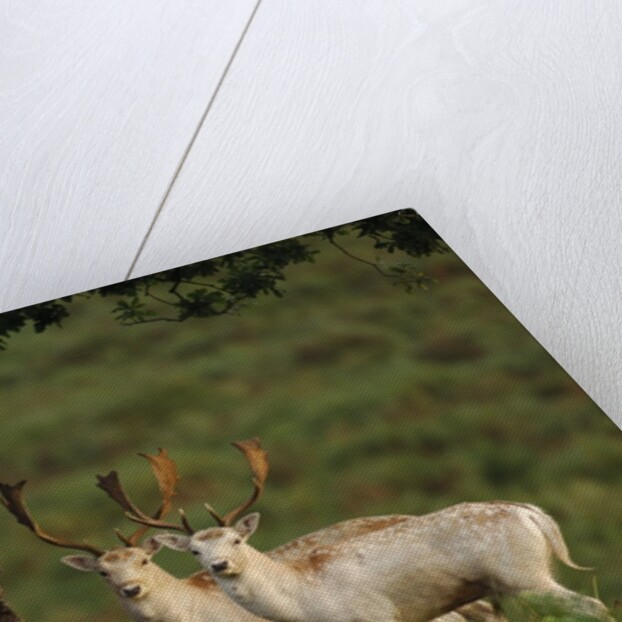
[0,210,619,622]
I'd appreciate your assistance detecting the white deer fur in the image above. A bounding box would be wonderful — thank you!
[60,531,503,622]
[156,501,612,622]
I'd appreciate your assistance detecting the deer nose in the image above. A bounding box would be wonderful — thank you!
[211,560,229,573]
[122,586,141,598]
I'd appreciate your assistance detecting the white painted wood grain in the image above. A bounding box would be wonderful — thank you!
[2,1,619,419]
[130,0,431,275]
[0,0,256,310]
[132,0,622,419]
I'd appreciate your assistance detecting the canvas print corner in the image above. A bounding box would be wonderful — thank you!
[0,209,619,622]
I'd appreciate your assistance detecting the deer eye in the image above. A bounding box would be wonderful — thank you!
[99,571,109,577]
[191,550,200,555]
[234,538,242,545]
[141,559,149,565]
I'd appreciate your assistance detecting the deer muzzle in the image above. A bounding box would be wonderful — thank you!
[211,560,230,574]
[121,585,142,599]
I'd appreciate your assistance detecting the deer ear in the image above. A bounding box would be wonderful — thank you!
[141,536,163,556]
[234,512,260,539]
[61,555,99,572]
[154,533,191,552]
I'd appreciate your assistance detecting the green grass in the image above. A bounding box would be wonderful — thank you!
[0,234,620,621]
[500,592,614,622]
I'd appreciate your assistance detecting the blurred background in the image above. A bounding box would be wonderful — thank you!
[0,229,620,621]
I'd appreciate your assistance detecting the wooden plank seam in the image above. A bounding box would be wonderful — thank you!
[125,0,265,280]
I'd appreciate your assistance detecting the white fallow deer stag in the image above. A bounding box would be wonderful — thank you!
[0,447,496,622]
[135,439,612,622]
[0,449,266,622]
[127,439,509,622]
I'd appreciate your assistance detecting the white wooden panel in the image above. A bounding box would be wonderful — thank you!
[133,0,622,419]
[0,0,256,311]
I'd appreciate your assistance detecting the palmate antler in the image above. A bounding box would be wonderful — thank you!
[96,448,194,540]
[0,480,104,557]
[205,438,269,526]
[125,437,269,532]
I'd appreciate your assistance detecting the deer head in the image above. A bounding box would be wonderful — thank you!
[131,438,269,573]
[61,535,167,600]
[159,513,262,577]
[0,449,179,603]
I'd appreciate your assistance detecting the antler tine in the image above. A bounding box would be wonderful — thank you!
[96,471,144,517]
[203,501,226,527]
[214,437,269,527]
[96,448,191,543]
[124,508,194,534]
[114,528,135,547]
[0,481,104,557]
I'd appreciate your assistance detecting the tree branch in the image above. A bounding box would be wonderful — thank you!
[0,210,448,347]
[328,238,393,277]
[119,317,184,326]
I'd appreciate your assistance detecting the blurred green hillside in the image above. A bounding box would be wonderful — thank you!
[0,233,620,621]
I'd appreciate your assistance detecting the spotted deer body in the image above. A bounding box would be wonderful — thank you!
[158,502,611,622]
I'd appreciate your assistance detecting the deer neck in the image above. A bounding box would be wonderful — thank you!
[216,547,307,622]
[117,566,191,622]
